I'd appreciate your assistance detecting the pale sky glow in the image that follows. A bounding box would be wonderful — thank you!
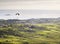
[0,0,60,10]
[0,0,60,19]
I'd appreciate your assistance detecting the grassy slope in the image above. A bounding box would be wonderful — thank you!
[0,24,60,44]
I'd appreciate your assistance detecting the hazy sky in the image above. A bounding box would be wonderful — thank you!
[0,0,60,19]
[0,0,60,10]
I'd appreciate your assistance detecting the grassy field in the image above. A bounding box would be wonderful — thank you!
[0,24,60,44]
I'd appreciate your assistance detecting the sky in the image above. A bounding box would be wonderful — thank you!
[0,0,60,19]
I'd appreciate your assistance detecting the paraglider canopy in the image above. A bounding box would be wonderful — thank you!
[15,12,20,19]
[16,13,20,16]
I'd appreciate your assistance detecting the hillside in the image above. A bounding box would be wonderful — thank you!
[0,18,60,44]
[0,24,60,44]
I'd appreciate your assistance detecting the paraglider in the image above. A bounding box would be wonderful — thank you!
[16,13,20,16]
[15,12,20,19]
[15,10,21,19]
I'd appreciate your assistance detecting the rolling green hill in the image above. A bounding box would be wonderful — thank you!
[0,23,60,44]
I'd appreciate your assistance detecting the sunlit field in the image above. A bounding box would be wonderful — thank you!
[0,23,60,44]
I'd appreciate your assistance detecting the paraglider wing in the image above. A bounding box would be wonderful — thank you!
[16,13,20,16]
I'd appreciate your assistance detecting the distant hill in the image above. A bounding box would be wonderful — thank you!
[0,17,60,25]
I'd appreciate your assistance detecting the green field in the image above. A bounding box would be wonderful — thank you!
[0,24,60,44]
